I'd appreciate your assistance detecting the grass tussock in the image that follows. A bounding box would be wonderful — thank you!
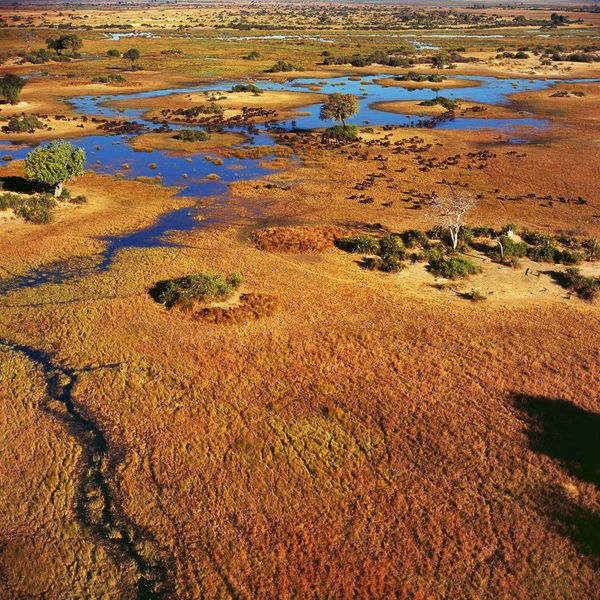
[192,292,279,325]
[251,226,348,253]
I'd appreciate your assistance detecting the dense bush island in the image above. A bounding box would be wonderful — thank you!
[174,129,211,142]
[231,83,262,95]
[429,256,482,279]
[154,272,243,310]
[4,115,44,132]
[265,60,300,73]
[92,74,127,84]
[324,124,358,140]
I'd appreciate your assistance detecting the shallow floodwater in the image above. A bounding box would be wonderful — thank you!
[1,73,597,293]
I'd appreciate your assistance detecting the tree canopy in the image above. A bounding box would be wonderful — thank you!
[319,93,359,128]
[124,48,140,65]
[24,140,86,196]
[46,34,83,55]
[0,73,26,105]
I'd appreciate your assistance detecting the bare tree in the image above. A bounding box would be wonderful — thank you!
[24,30,34,53]
[431,192,476,250]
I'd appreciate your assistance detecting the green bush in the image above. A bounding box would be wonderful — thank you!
[560,267,599,300]
[324,124,358,140]
[231,83,262,94]
[379,234,406,259]
[527,243,560,263]
[465,288,487,302]
[429,256,482,279]
[581,238,600,261]
[266,60,298,73]
[5,115,44,132]
[379,253,406,273]
[156,272,243,309]
[337,233,380,254]
[472,226,495,238]
[521,229,551,246]
[492,235,528,261]
[106,48,121,57]
[557,249,585,265]
[401,229,429,248]
[174,129,211,142]
[13,194,55,224]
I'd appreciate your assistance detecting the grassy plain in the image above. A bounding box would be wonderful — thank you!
[1,3,600,599]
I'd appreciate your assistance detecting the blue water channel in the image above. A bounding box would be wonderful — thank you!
[0,73,597,293]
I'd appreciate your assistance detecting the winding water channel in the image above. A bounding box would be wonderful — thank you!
[1,73,598,293]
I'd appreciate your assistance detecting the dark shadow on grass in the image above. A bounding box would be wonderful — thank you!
[513,393,600,559]
[148,280,170,305]
[0,175,46,195]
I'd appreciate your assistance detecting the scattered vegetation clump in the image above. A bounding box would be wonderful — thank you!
[182,103,223,117]
[251,226,347,253]
[324,124,358,140]
[174,129,211,142]
[4,115,44,132]
[231,83,263,95]
[0,73,26,105]
[265,60,300,73]
[153,272,243,310]
[429,255,482,279]
[464,288,487,302]
[559,267,600,300]
[492,235,528,262]
[401,229,429,249]
[419,96,457,109]
[379,234,406,259]
[92,74,127,84]
[106,48,121,57]
[336,233,380,255]
[245,50,261,60]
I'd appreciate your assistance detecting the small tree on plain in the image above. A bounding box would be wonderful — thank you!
[431,192,476,250]
[24,140,85,197]
[319,92,359,130]
[60,34,83,55]
[431,51,450,74]
[0,73,26,105]
[124,48,140,68]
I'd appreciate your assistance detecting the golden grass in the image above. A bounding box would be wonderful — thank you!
[1,10,600,598]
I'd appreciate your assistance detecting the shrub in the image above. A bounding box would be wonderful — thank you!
[174,129,211,142]
[527,244,559,263]
[465,288,487,301]
[492,235,528,261]
[379,234,406,259]
[582,238,600,261]
[337,233,380,254]
[13,194,55,223]
[265,60,297,73]
[560,267,599,300]
[70,194,87,204]
[472,226,495,238]
[521,229,551,246]
[557,249,585,265]
[231,83,262,94]
[5,115,44,132]
[379,253,406,273]
[429,256,482,279]
[324,124,358,140]
[106,48,121,57]
[154,272,243,310]
[401,229,429,248]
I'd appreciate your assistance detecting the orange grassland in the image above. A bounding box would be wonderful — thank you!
[1,46,600,600]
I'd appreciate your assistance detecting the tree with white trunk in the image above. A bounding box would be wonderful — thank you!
[431,192,476,250]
